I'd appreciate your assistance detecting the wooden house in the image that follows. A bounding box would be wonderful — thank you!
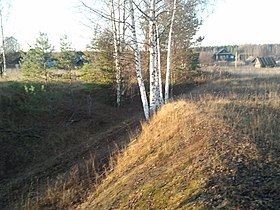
[0,52,22,69]
[213,48,235,62]
[74,51,88,67]
[252,57,277,68]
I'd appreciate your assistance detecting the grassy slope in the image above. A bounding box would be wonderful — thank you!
[0,79,143,209]
[78,70,280,209]
[0,72,197,210]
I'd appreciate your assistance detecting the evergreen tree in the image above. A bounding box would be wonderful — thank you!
[80,29,115,84]
[58,35,76,70]
[21,32,54,83]
[57,35,76,82]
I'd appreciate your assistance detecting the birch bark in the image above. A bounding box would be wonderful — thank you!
[110,0,122,107]
[165,0,177,103]
[156,23,163,105]
[128,0,149,119]
[149,0,158,115]
[0,10,6,77]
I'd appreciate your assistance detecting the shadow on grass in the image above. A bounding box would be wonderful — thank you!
[0,77,203,209]
[0,80,142,209]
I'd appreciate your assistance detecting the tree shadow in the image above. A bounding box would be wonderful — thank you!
[0,80,143,209]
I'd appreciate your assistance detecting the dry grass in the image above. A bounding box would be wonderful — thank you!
[186,68,280,208]
[0,69,23,81]
[20,157,99,210]
[76,67,280,209]
[77,100,222,209]
[2,66,280,209]
[0,75,142,210]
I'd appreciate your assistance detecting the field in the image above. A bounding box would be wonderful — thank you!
[1,66,280,209]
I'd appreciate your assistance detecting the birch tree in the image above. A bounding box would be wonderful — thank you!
[156,23,163,104]
[110,0,122,107]
[128,0,149,119]
[128,0,199,117]
[0,9,6,77]
[81,0,210,119]
[0,0,12,77]
[164,0,177,103]
[82,0,127,107]
[148,0,158,115]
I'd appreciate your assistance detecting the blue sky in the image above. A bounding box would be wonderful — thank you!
[4,0,280,51]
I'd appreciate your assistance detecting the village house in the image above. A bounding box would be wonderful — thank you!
[252,57,277,68]
[213,48,235,62]
[0,52,22,69]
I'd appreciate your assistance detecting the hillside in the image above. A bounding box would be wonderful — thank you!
[0,79,143,210]
[0,73,198,210]
[1,68,280,209]
[77,69,280,209]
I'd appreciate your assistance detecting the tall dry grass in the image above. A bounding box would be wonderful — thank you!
[5,66,280,209]
[0,74,140,210]
[76,67,280,209]
[77,100,222,209]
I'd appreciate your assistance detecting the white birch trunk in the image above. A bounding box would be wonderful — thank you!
[110,0,122,107]
[154,53,160,109]
[156,23,163,105]
[118,0,121,43]
[121,0,126,96]
[149,0,158,115]
[165,0,177,103]
[128,0,149,120]
[122,0,126,44]
[0,10,6,77]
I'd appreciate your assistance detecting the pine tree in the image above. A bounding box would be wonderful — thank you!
[80,29,115,84]
[21,32,54,83]
[58,35,76,70]
[57,35,76,82]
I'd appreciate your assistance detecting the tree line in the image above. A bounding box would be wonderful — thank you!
[1,0,211,120]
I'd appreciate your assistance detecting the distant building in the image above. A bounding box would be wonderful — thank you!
[213,48,235,62]
[252,57,277,68]
[46,51,89,68]
[245,56,255,64]
[0,52,22,69]
[73,51,88,67]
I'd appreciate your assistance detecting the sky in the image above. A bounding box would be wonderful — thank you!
[197,0,280,46]
[5,0,94,51]
[3,0,280,51]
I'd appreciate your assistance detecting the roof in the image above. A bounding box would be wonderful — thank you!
[246,56,255,62]
[253,57,277,67]
[214,48,233,55]
[0,52,22,67]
